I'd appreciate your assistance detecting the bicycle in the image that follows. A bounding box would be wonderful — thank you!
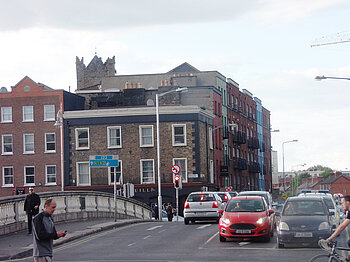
[309,239,350,262]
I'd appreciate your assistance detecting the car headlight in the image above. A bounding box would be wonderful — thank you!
[278,222,289,231]
[221,217,230,225]
[319,222,330,230]
[256,217,268,225]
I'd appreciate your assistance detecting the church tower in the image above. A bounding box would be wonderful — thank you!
[76,55,116,90]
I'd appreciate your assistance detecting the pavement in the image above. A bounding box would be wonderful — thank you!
[0,218,153,261]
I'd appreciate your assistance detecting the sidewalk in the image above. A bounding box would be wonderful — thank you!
[0,218,153,261]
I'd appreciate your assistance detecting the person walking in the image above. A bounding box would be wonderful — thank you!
[152,203,159,220]
[166,202,174,222]
[24,187,41,235]
[33,198,66,262]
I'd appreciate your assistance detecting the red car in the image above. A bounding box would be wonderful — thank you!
[218,196,274,242]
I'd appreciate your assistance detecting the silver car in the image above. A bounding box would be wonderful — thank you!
[183,192,223,224]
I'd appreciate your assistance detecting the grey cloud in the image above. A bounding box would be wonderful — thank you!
[0,0,258,31]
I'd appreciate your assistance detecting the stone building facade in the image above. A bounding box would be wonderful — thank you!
[63,105,214,207]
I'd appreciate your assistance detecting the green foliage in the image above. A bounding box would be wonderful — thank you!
[307,165,333,179]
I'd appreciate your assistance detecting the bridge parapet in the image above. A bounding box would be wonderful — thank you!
[0,191,152,236]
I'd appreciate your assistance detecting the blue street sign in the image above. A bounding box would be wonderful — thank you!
[90,159,119,167]
[89,155,118,161]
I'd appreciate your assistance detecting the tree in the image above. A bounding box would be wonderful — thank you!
[307,165,333,179]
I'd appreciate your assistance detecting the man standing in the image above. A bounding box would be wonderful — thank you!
[24,187,41,235]
[33,198,66,262]
[166,203,174,222]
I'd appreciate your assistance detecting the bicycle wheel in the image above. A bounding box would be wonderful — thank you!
[309,254,341,262]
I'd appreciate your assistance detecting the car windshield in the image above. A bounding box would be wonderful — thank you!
[187,193,216,202]
[226,199,265,212]
[283,200,326,216]
[239,192,269,205]
[323,197,335,210]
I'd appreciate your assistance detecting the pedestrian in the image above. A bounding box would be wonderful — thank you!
[166,203,174,222]
[152,203,159,220]
[24,187,41,235]
[33,198,66,262]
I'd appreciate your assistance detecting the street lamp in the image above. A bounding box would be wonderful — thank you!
[282,139,298,192]
[156,87,188,220]
[292,163,306,195]
[315,75,350,81]
[54,104,64,192]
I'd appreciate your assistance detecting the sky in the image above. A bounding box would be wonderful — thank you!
[1,0,350,172]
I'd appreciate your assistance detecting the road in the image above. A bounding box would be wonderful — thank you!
[17,221,350,262]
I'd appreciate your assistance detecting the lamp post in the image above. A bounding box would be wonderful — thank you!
[282,139,298,192]
[292,163,306,195]
[315,75,350,81]
[54,104,64,192]
[156,87,188,220]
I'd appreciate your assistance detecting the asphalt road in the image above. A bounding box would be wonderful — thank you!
[14,221,350,262]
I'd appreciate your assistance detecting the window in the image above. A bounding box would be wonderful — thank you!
[107,126,122,148]
[140,159,154,184]
[2,134,13,155]
[77,162,90,186]
[24,166,35,185]
[172,124,186,146]
[210,160,214,184]
[75,128,89,150]
[44,105,55,121]
[1,107,12,123]
[209,127,213,150]
[139,125,154,147]
[23,106,34,122]
[109,161,122,185]
[45,133,56,152]
[46,165,56,185]
[2,166,14,186]
[173,158,187,183]
[23,134,34,153]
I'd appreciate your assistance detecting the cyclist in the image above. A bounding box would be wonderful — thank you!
[326,195,350,246]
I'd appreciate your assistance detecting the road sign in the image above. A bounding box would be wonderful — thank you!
[90,159,119,167]
[225,186,233,192]
[281,193,288,200]
[89,155,118,160]
[171,165,180,174]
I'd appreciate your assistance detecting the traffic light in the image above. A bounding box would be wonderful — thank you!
[174,175,182,189]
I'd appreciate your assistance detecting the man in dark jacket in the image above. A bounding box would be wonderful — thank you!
[33,198,66,261]
[24,187,41,235]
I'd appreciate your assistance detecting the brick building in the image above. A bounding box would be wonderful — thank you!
[63,105,214,207]
[0,76,85,197]
[75,57,273,192]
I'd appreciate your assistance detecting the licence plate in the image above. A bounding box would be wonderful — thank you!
[236,229,251,234]
[295,232,313,237]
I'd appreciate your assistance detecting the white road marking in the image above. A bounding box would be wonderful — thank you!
[128,242,136,247]
[238,242,250,246]
[158,229,166,233]
[143,235,151,239]
[147,225,163,231]
[199,232,219,249]
[196,224,211,230]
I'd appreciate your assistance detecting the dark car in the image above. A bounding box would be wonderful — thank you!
[276,196,333,248]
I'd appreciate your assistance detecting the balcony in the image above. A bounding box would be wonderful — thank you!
[248,137,260,149]
[248,162,260,173]
[232,131,246,144]
[233,157,247,170]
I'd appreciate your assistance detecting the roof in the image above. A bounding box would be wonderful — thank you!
[320,175,350,184]
[87,55,104,70]
[167,62,200,74]
[233,196,264,200]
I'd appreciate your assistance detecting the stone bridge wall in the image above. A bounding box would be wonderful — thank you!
[0,191,152,236]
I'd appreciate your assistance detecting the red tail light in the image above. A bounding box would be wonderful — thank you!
[212,201,218,208]
[184,202,190,209]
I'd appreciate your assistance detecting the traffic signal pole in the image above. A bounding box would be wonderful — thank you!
[176,187,179,223]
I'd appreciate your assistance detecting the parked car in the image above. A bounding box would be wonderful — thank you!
[297,192,340,231]
[218,196,275,242]
[276,196,333,248]
[238,191,275,227]
[183,192,223,224]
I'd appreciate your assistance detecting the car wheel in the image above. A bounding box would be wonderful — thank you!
[184,218,189,225]
[219,234,226,242]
